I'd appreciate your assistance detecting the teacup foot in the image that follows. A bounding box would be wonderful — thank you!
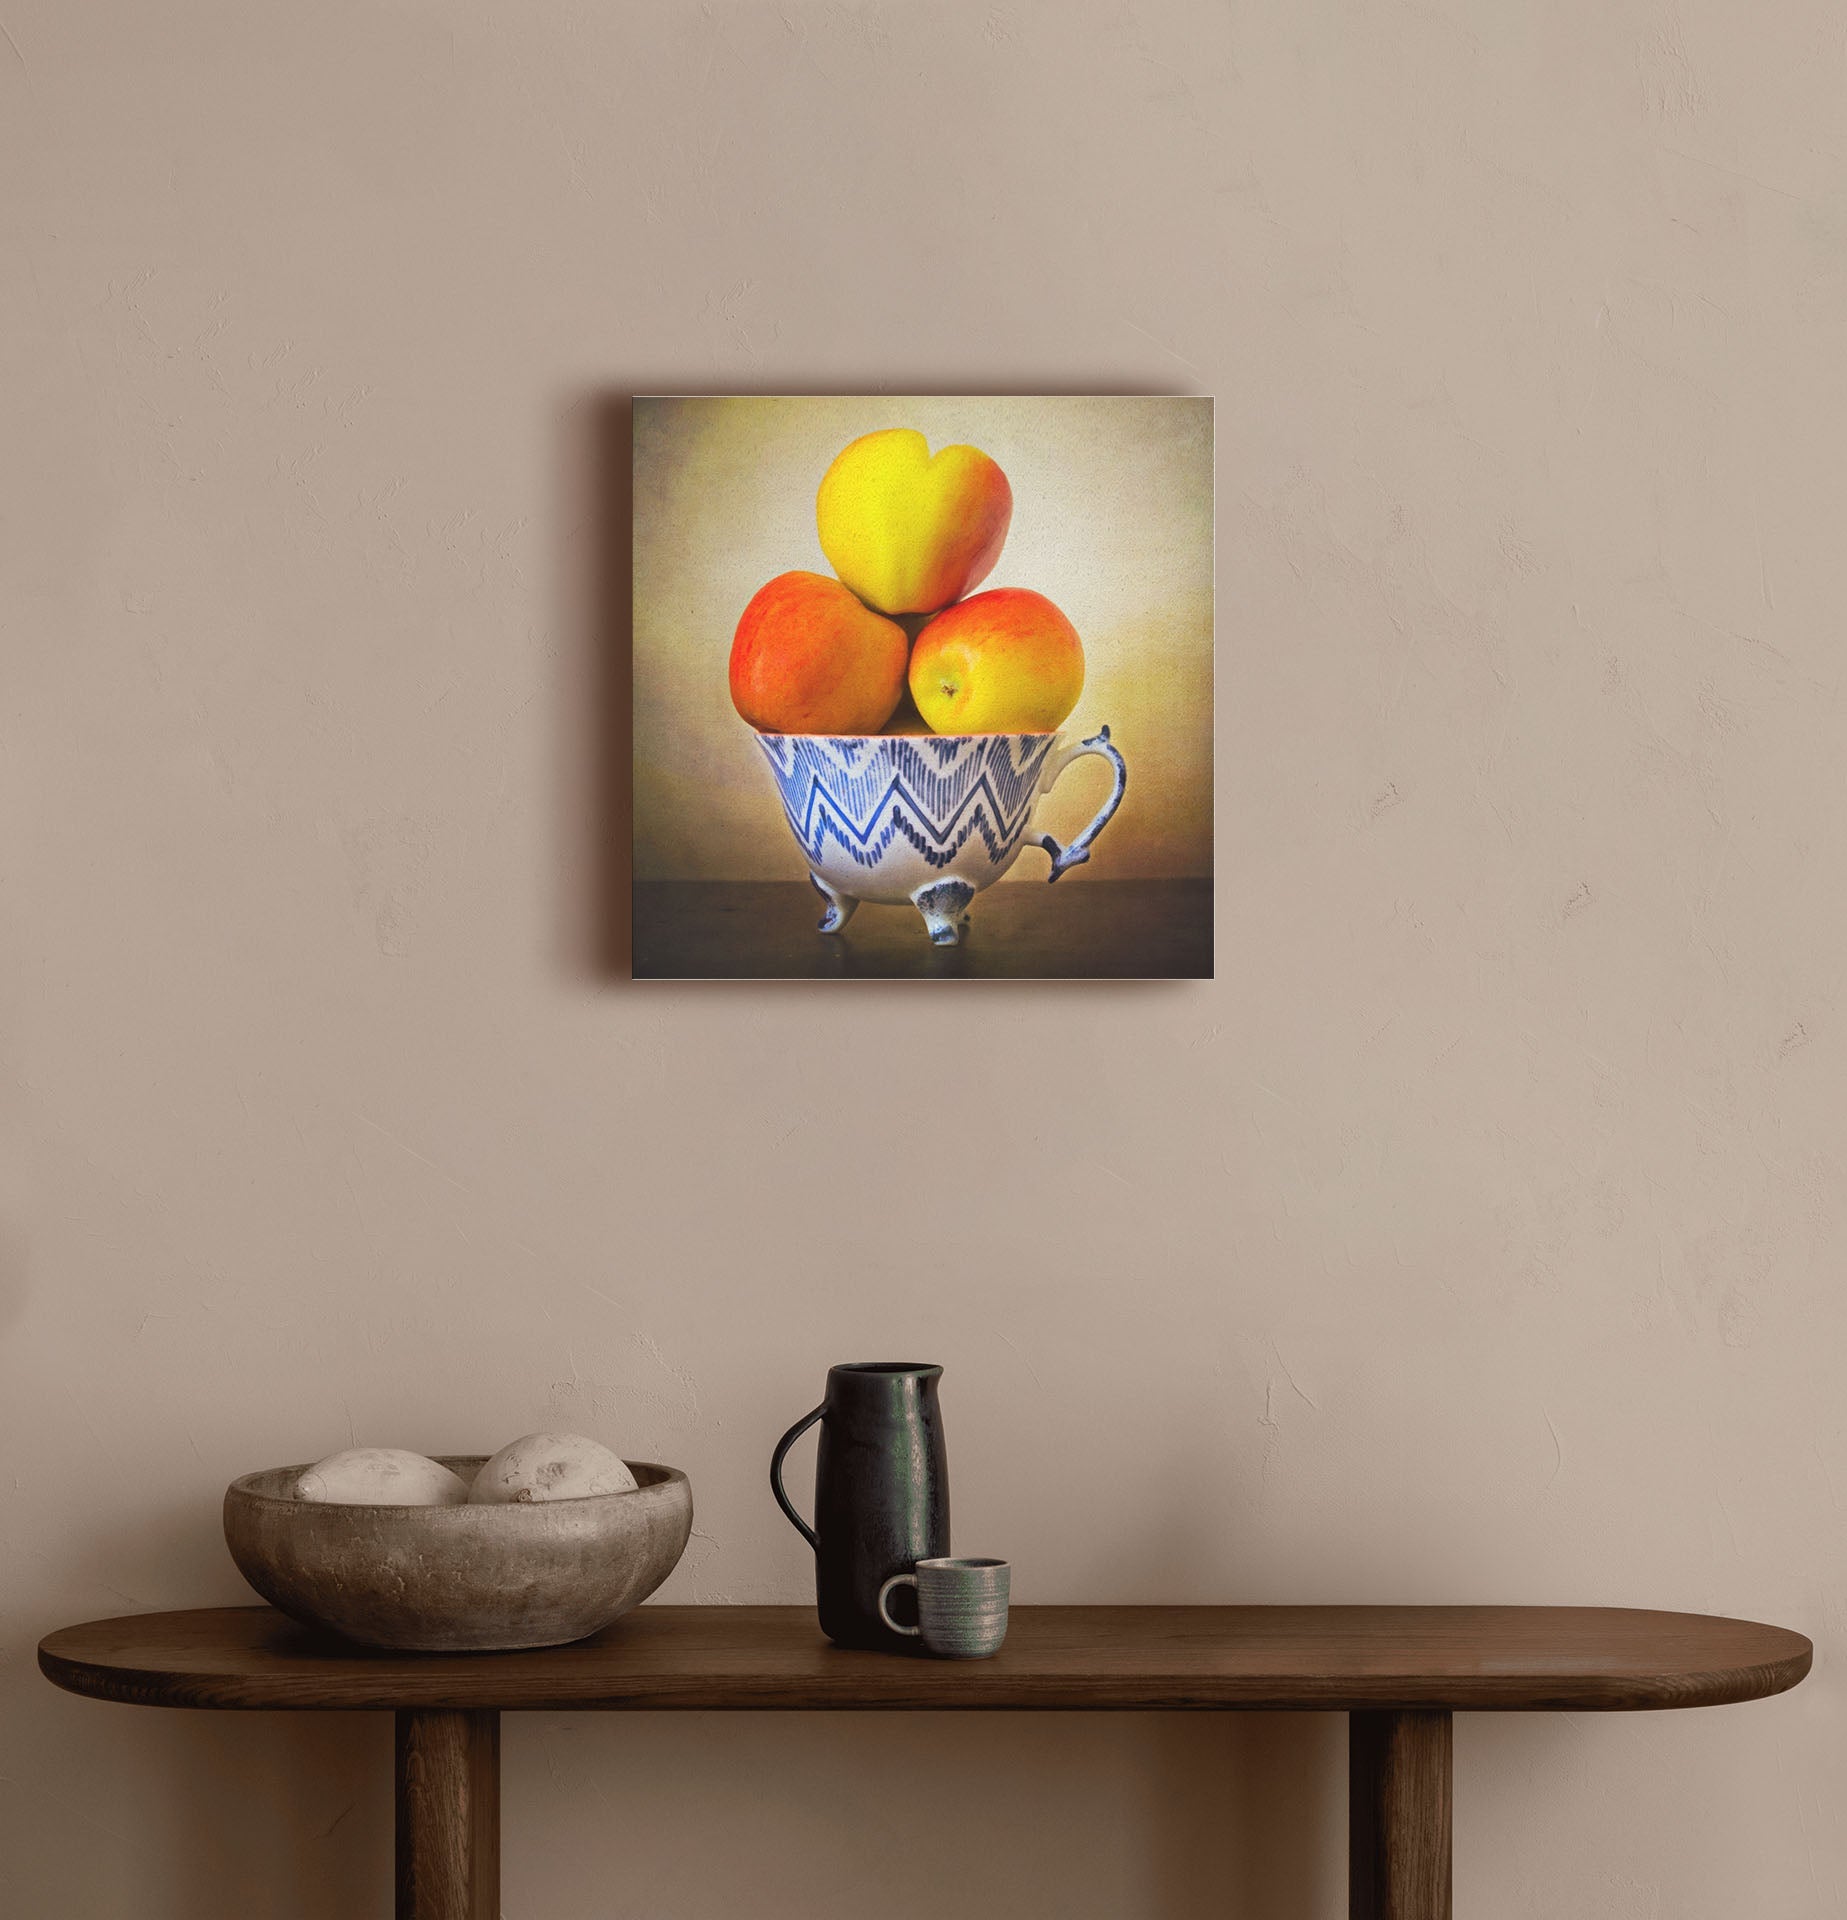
[913,879,976,946]
[809,875,860,935]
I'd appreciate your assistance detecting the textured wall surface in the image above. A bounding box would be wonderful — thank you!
[633,394,1215,880]
[3,2,1842,1915]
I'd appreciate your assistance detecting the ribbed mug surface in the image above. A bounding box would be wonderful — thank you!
[911,1556,1010,1659]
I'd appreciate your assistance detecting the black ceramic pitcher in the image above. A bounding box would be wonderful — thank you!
[771,1362,950,1650]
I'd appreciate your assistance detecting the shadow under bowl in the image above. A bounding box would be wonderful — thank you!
[223,1457,693,1652]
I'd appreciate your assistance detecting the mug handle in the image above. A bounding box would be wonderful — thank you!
[769,1404,824,1550]
[877,1572,922,1637]
[1027,725,1127,882]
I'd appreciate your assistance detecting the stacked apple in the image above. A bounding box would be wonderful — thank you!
[729,428,1086,735]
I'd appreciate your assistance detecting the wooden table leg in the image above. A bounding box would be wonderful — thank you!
[1349,1709,1452,1920]
[395,1708,500,1920]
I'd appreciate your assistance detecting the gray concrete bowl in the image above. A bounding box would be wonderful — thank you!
[223,1457,693,1652]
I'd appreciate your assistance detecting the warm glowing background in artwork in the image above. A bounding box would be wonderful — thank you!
[632,396,1214,881]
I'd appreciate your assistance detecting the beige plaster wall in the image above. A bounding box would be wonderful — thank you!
[2,2,1840,1915]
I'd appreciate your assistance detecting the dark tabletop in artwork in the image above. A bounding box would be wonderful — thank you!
[631,879,1212,981]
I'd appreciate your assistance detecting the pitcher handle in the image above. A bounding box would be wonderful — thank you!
[1027,725,1127,882]
[769,1404,824,1550]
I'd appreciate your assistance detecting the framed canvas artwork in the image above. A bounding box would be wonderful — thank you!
[631,396,1213,980]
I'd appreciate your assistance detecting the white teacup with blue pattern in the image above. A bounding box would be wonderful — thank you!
[752,725,1127,945]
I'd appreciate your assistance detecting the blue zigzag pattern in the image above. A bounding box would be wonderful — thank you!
[756,735,1058,872]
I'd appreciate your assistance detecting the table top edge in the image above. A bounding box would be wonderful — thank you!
[38,1603,1814,1715]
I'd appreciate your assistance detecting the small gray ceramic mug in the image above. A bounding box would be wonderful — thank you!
[877,1556,1011,1658]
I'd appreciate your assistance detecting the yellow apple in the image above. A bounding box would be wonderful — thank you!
[908,588,1085,734]
[816,428,1012,615]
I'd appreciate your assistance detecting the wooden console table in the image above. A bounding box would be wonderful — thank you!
[40,1603,1809,1920]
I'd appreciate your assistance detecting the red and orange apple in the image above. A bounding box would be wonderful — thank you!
[816,429,1012,616]
[729,571,909,734]
[908,588,1085,734]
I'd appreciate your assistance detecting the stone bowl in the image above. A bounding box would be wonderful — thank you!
[223,1457,692,1652]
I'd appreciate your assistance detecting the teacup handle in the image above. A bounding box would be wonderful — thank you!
[877,1572,923,1637]
[1027,725,1127,882]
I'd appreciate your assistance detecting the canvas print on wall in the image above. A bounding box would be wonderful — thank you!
[631,396,1213,980]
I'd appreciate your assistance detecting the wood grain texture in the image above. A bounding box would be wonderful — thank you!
[39,1604,1811,1714]
[1350,1710,1451,1920]
[395,1709,498,1920]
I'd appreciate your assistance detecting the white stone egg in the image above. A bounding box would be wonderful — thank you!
[469,1432,638,1504]
[294,1448,470,1506]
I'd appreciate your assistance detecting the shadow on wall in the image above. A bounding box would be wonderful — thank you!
[505,1709,1340,1920]
[1145,1712,1343,1917]
[551,378,1199,986]
[555,390,635,981]
[152,1713,389,1920]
